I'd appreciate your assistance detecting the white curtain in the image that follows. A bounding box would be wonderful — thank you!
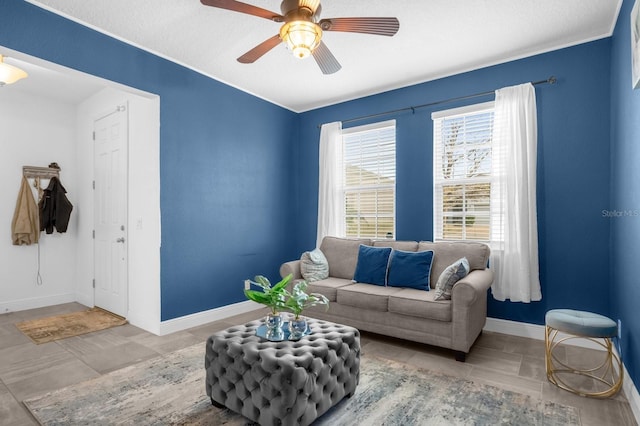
[317,122,344,248]
[490,83,541,302]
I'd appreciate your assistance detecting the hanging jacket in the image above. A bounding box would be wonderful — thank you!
[39,177,73,234]
[11,176,40,245]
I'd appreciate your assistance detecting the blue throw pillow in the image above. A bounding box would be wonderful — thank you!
[353,245,392,286]
[387,250,434,291]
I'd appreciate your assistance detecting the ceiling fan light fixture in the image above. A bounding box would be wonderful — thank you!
[297,0,321,15]
[0,55,28,86]
[279,20,322,59]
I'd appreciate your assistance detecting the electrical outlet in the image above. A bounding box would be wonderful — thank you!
[244,280,251,291]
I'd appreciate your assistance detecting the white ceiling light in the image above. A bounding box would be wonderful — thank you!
[0,55,28,86]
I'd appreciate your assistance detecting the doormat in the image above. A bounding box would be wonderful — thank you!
[15,307,127,344]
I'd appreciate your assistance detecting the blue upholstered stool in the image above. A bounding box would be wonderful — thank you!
[545,309,622,398]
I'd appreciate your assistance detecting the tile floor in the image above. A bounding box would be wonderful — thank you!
[0,302,637,425]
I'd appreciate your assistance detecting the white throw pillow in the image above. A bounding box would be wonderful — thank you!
[434,257,470,300]
[300,248,329,282]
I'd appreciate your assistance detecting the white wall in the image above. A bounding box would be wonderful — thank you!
[76,88,161,333]
[0,80,161,337]
[0,89,78,312]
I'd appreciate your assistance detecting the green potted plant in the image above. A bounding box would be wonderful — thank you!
[284,281,329,340]
[244,274,291,334]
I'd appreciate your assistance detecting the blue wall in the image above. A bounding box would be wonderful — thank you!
[1,1,298,320]
[610,0,640,388]
[296,40,613,326]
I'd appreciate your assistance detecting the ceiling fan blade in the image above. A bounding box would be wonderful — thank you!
[312,41,341,75]
[319,17,400,36]
[237,35,282,63]
[200,0,283,22]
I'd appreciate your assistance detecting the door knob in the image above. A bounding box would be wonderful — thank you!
[116,237,125,243]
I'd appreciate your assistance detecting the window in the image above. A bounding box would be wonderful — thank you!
[432,102,495,241]
[342,120,396,239]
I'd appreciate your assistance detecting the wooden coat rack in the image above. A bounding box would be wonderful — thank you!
[22,165,60,180]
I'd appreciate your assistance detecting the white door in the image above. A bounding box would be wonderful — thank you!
[94,105,128,317]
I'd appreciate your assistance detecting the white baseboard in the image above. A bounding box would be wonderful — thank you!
[127,311,161,335]
[0,293,76,314]
[485,317,605,350]
[486,316,640,424]
[74,292,93,309]
[157,300,263,336]
[484,317,545,340]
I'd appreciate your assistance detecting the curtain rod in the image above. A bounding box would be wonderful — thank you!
[320,76,557,128]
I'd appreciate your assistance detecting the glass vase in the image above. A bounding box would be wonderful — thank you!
[265,313,284,340]
[288,316,308,340]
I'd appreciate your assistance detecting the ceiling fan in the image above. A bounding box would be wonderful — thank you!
[200,0,399,74]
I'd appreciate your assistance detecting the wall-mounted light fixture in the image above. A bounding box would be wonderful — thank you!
[0,55,28,86]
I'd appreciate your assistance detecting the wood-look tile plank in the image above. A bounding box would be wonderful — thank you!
[133,330,203,354]
[469,365,543,399]
[0,381,38,425]
[465,345,523,375]
[542,382,637,426]
[72,342,160,374]
[3,357,100,401]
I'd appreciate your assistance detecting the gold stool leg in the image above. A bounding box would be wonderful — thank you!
[545,324,623,398]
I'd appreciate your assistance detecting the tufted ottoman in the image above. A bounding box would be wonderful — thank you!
[205,318,360,426]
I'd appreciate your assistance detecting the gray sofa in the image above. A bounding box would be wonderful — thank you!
[280,236,493,361]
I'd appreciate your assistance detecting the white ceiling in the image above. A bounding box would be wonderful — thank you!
[0,52,104,104]
[21,0,622,112]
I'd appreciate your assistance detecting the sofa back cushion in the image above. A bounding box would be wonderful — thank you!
[372,240,418,252]
[320,237,372,280]
[418,241,490,288]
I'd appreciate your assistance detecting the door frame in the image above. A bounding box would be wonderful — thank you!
[76,88,161,334]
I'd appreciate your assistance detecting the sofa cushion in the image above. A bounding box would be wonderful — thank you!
[388,288,452,322]
[320,237,372,280]
[353,245,392,286]
[306,277,354,302]
[434,257,470,300]
[418,241,490,288]
[387,250,434,291]
[300,248,329,282]
[337,283,402,312]
[372,240,418,252]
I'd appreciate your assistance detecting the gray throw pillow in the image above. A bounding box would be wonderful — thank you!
[300,248,329,282]
[434,257,470,301]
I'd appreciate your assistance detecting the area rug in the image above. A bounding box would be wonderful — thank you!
[15,307,127,344]
[24,343,580,426]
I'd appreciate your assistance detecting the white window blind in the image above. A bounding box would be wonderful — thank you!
[432,102,495,241]
[342,120,396,239]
